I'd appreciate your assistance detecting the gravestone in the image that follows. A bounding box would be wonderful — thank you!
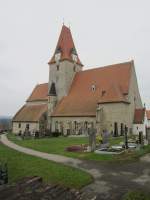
[101,130,110,148]
[139,131,144,147]
[120,123,124,136]
[147,130,150,145]
[88,127,96,152]
[114,122,118,137]
[124,126,128,149]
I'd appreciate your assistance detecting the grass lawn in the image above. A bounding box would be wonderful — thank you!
[0,143,92,189]
[7,133,150,162]
[123,190,150,200]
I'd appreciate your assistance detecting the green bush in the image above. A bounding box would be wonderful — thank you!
[52,132,60,137]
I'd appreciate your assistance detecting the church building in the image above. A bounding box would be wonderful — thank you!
[12,25,144,136]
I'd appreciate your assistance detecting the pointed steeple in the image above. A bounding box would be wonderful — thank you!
[48,25,83,66]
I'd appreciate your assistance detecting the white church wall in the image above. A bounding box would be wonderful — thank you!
[51,116,96,135]
[12,122,39,135]
[147,119,150,128]
[133,124,146,136]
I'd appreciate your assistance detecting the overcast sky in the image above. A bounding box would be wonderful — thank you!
[0,0,150,116]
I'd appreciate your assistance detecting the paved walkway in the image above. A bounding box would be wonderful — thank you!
[1,134,150,200]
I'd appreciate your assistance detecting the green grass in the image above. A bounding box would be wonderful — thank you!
[7,133,150,162]
[122,191,150,200]
[7,133,115,161]
[0,143,92,189]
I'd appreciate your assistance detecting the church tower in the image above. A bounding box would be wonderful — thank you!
[48,25,83,101]
[47,25,83,130]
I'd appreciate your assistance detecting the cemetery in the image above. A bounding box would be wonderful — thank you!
[7,126,150,162]
[0,143,92,189]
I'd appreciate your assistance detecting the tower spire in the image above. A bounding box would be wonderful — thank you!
[48,25,83,66]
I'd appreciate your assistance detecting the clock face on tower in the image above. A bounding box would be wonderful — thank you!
[72,54,78,62]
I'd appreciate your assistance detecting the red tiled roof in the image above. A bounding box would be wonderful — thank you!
[27,83,48,102]
[52,61,132,117]
[134,108,145,124]
[146,110,150,120]
[13,104,47,122]
[48,25,83,66]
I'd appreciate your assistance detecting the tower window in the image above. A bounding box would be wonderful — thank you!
[57,65,59,71]
[18,123,21,128]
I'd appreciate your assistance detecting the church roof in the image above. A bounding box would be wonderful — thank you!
[146,110,150,120]
[52,61,132,117]
[27,83,48,102]
[134,108,145,124]
[13,104,47,122]
[48,25,83,66]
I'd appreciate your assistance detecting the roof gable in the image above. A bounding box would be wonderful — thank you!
[27,83,48,102]
[13,104,47,122]
[134,108,145,124]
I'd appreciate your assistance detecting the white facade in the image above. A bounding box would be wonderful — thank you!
[13,122,39,135]
[147,119,150,128]
[133,112,148,136]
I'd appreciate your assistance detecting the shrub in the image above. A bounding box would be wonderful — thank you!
[52,132,60,137]
[66,145,87,152]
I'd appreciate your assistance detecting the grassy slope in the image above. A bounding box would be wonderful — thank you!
[7,134,150,162]
[0,143,92,189]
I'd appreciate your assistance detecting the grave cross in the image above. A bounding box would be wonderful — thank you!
[124,125,128,149]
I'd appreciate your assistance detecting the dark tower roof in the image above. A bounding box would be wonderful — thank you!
[49,82,56,96]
